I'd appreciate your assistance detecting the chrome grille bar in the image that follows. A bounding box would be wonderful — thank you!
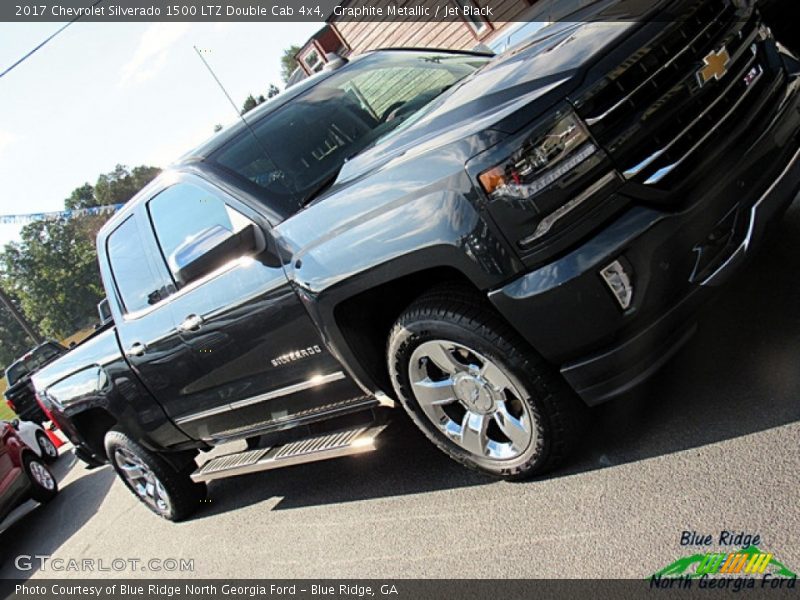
[623,43,759,181]
[644,61,763,184]
[586,17,726,126]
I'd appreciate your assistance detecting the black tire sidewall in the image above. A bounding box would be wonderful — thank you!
[388,314,551,478]
[105,430,205,522]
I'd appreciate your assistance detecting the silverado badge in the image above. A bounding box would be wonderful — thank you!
[271,345,323,367]
[697,47,731,87]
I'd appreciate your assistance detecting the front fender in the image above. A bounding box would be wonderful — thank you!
[276,164,523,392]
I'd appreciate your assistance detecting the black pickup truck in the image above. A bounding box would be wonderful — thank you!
[33,0,800,521]
[4,341,66,423]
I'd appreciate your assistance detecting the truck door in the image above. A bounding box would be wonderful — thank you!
[126,174,362,441]
[103,209,197,435]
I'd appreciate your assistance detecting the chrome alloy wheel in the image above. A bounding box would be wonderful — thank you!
[38,433,58,459]
[408,340,536,461]
[114,447,171,514]
[29,460,55,490]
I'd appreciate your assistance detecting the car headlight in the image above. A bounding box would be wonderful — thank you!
[478,111,597,206]
[468,108,622,260]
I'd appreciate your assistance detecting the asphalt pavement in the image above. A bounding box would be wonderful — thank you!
[1,200,799,580]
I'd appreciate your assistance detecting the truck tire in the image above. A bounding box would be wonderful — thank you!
[36,430,59,463]
[387,286,587,480]
[23,453,58,503]
[104,430,206,522]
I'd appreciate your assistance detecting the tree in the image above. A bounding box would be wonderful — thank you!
[94,164,161,207]
[1,217,106,337]
[0,165,160,340]
[240,93,266,115]
[241,94,258,114]
[63,183,94,210]
[281,45,301,84]
[267,84,280,99]
[0,296,36,369]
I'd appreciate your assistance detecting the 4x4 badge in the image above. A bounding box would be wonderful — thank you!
[697,47,731,86]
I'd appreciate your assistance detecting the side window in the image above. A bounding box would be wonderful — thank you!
[300,47,324,73]
[147,183,254,284]
[107,217,164,314]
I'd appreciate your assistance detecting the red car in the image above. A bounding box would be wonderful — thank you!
[0,421,58,525]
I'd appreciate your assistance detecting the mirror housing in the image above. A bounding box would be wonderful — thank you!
[97,297,112,324]
[10,418,19,429]
[170,223,263,286]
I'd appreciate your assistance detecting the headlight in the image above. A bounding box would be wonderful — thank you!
[478,111,597,205]
[467,108,622,260]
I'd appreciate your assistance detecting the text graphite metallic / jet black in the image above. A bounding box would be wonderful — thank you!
[31,0,800,520]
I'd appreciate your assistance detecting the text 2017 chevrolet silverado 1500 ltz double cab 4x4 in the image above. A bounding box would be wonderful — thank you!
[32,0,800,520]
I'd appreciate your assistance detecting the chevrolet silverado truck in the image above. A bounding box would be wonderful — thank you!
[32,0,800,521]
[4,341,66,424]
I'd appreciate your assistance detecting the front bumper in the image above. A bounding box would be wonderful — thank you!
[489,74,800,406]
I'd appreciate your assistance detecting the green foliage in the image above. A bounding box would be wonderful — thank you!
[0,164,160,344]
[94,164,161,208]
[0,297,34,370]
[241,94,259,115]
[0,393,16,420]
[241,93,269,115]
[281,45,301,84]
[241,84,280,116]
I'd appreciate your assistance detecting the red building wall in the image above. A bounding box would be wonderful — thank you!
[330,0,534,54]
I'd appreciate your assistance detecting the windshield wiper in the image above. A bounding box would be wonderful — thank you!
[300,170,341,207]
[300,149,367,207]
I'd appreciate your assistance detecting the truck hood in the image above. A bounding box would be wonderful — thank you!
[337,20,638,185]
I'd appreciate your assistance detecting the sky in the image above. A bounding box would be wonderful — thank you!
[0,20,322,246]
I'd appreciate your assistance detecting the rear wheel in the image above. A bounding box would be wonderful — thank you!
[23,454,58,503]
[36,430,58,463]
[387,286,587,479]
[105,430,206,522]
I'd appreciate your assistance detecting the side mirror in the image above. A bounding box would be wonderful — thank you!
[10,419,19,429]
[169,223,262,286]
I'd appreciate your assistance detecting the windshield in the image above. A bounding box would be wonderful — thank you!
[212,51,488,216]
[5,344,61,386]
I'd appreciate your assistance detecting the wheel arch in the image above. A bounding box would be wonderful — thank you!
[71,407,118,461]
[332,266,487,396]
[19,446,40,464]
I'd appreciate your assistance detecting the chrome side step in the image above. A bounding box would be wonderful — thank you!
[191,424,387,483]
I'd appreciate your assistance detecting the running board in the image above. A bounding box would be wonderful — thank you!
[191,425,387,483]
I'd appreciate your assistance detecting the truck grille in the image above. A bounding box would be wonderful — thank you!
[574,0,778,190]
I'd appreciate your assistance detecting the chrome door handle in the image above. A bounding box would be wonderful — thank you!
[178,314,204,332]
[126,342,146,357]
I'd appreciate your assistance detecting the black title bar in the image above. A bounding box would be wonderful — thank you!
[1,0,740,23]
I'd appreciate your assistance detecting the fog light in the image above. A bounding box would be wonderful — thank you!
[600,259,634,310]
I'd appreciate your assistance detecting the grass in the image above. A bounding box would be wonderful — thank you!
[0,378,15,420]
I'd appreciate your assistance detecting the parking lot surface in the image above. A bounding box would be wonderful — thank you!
[1,201,799,580]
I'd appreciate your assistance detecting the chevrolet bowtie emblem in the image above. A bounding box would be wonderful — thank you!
[697,47,731,86]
